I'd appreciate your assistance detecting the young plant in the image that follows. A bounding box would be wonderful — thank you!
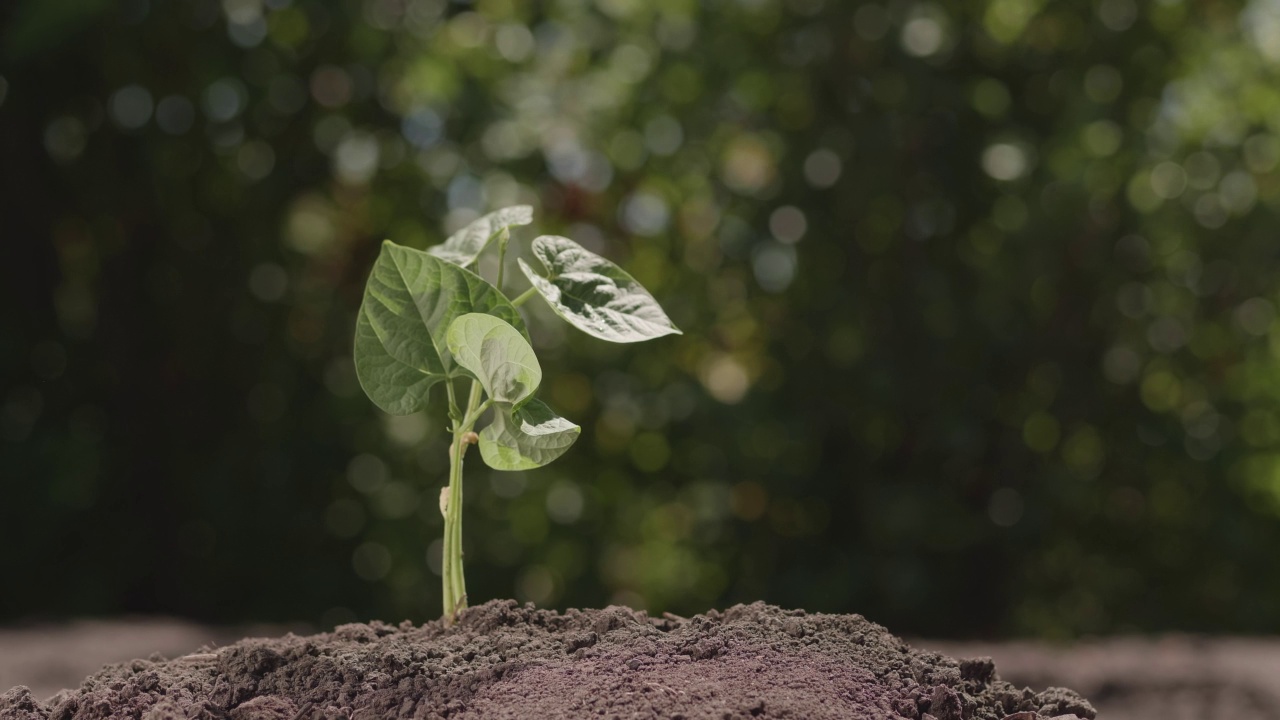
[353,206,680,621]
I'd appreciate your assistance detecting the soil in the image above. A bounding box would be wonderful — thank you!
[924,636,1280,720]
[0,601,1094,720]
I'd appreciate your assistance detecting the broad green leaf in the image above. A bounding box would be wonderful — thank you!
[479,399,580,471]
[354,307,443,415]
[518,235,682,343]
[354,241,527,415]
[446,313,541,407]
[426,205,533,267]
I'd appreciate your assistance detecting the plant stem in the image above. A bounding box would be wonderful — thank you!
[511,287,537,308]
[441,380,484,622]
[466,377,483,409]
[442,430,461,618]
[462,398,492,428]
[495,227,509,292]
[443,226,512,621]
[445,380,460,422]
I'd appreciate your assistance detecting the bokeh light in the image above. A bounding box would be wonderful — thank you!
[4,0,1280,641]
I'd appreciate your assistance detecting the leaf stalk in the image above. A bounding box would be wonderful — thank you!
[510,287,537,308]
[495,227,509,292]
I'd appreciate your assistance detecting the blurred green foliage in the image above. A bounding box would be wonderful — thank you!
[4,0,1280,638]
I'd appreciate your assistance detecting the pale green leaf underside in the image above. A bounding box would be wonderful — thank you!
[354,241,527,415]
[426,205,533,267]
[518,235,681,343]
[479,399,581,471]
[446,313,541,407]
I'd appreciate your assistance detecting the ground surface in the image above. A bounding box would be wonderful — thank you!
[925,636,1280,720]
[11,611,1280,720]
[0,601,1093,720]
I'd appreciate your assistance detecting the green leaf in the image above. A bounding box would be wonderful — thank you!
[426,205,533,267]
[479,400,581,471]
[354,308,443,415]
[446,313,542,407]
[354,241,527,415]
[518,235,682,343]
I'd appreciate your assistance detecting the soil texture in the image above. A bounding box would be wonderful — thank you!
[923,636,1280,720]
[0,600,1094,720]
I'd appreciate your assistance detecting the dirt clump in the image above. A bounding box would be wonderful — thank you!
[0,600,1094,720]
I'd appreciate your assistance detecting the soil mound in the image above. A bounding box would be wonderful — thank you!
[0,600,1094,720]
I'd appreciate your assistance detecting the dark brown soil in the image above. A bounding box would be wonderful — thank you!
[924,636,1280,720]
[0,600,1094,720]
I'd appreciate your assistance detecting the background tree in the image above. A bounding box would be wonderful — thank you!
[3,0,1279,637]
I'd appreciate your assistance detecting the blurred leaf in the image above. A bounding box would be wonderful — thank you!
[479,399,580,471]
[4,0,110,63]
[354,242,526,415]
[519,235,681,343]
[446,312,541,407]
[427,205,533,268]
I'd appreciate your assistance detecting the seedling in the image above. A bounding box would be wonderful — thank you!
[354,206,680,621]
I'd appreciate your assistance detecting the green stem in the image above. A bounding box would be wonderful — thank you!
[441,380,485,623]
[441,379,460,617]
[463,398,493,428]
[442,431,462,618]
[495,227,509,292]
[464,379,483,424]
[445,380,460,424]
[511,287,537,308]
